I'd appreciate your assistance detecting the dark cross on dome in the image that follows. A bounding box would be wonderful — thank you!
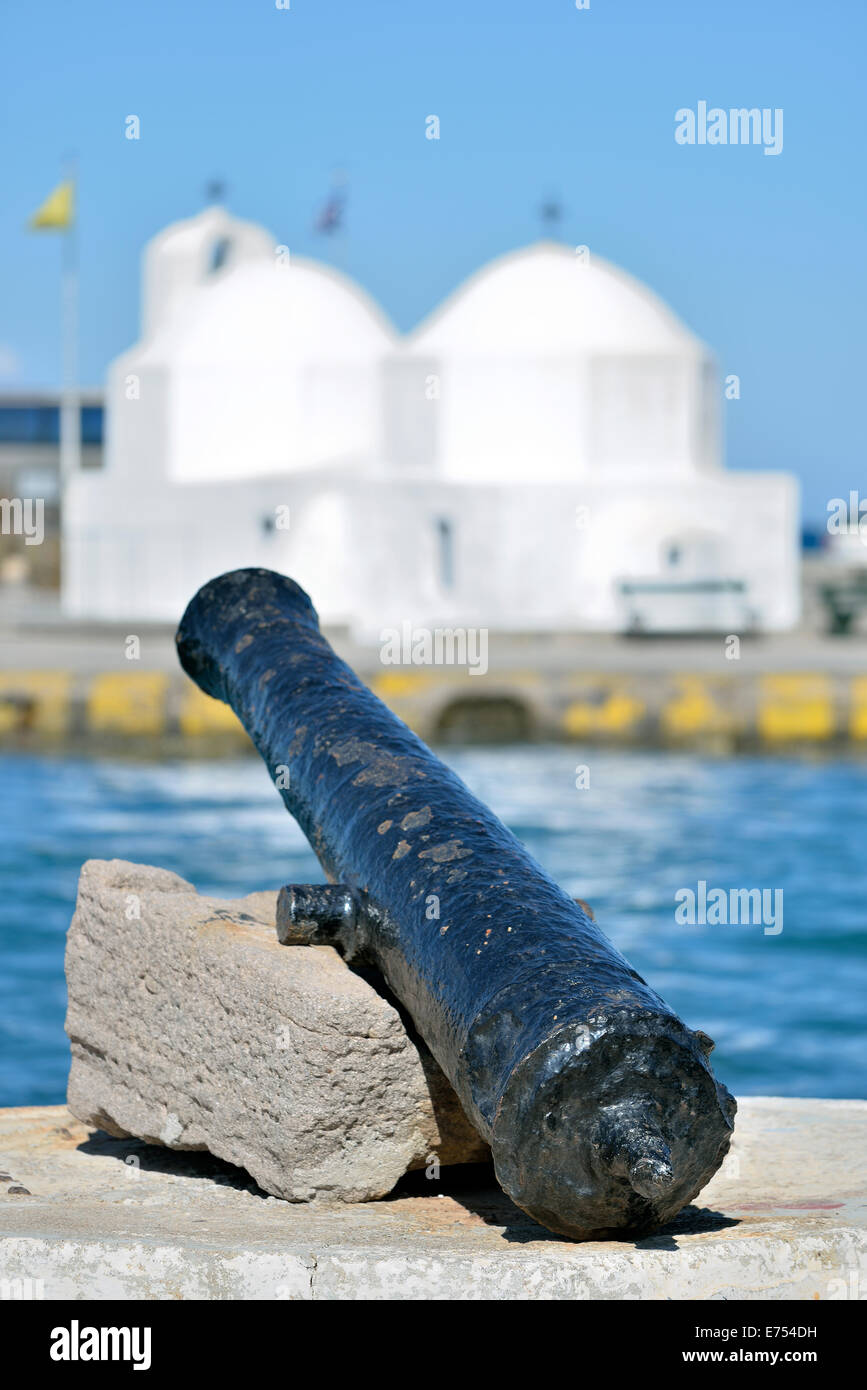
[315,168,348,235]
[539,196,563,235]
[205,179,227,206]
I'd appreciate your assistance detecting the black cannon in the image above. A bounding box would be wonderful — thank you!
[177,568,735,1240]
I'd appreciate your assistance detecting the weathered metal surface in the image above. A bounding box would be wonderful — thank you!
[176,568,736,1240]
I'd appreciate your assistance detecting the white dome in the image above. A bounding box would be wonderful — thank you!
[169,256,396,365]
[407,241,704,357]
[142,205,275,337]
[140,256,397,484]
[386,242,715,484]
[112,227,398,485]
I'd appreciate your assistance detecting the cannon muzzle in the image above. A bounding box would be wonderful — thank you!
[177,568,735,1240]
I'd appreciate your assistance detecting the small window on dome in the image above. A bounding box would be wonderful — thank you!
[207,237,232,274]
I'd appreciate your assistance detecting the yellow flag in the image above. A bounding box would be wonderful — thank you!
[29,180,74,230]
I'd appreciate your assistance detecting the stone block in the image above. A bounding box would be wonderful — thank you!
[65,860,488,1203]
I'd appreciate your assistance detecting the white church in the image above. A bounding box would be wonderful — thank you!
[62,204,799,637]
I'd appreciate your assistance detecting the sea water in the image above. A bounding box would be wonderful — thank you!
[0,748,864,1105]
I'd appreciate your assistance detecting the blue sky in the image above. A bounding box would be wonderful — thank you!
[1,0,863,520]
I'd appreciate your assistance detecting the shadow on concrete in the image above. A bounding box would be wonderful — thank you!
[389,1163,740,1247]
[76,1130,741,1248]
[631,1206,741,1252]
[76,1129,271,1199]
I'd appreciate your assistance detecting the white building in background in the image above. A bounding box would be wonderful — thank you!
[62,204,799,636]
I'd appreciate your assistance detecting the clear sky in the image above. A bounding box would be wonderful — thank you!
[1,0,863,521]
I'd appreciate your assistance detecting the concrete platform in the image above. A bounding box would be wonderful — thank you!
[1,1098,864,1299]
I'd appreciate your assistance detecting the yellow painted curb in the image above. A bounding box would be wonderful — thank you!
[0,671,73,735]
[758,674,834,742]
[662,676,734,738]
[851,676,867,741]
[563,680,645,737]
[86,672,169,736]
[371,671,434,698]
[179,684,246,738]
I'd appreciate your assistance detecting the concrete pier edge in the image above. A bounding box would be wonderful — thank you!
[1,665,867,750]
[1,1098,864,1300]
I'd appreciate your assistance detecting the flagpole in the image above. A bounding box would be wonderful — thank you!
[59,155,80,485]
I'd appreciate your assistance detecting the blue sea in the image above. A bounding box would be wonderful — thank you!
[0,748,864,1106]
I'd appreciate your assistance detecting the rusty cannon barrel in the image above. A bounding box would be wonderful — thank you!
[176,568,735,1240]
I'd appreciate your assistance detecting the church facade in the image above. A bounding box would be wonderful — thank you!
[62,205,799,637]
